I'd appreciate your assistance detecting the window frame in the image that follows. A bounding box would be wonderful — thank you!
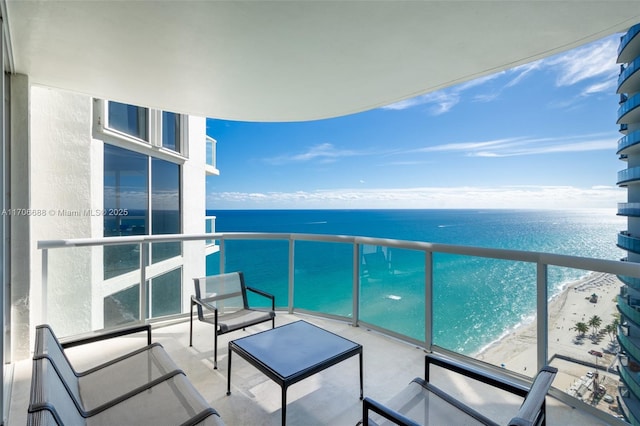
[94,99,188,159]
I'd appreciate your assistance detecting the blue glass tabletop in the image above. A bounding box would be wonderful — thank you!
[231,320,361,379]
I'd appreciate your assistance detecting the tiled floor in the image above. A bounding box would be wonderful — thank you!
[10,313,612,425]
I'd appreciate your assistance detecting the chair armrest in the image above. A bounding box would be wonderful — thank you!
[246,286,275,310]
[191,295,218,313]
[425,353,528,398]
[508,366,557,426]
[60,324,152,348]
[362,397,421,426]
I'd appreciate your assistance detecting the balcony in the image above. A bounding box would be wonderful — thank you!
[619,231,640,254]
[618,93,640,125]
[21,232,640,424]
[205,136,219,175]
[617,167,640,186]
[617,131,640,157]
[620,274,640,291]
[619,23,640,64]
[618,57,640,95]
[619,295,640,328]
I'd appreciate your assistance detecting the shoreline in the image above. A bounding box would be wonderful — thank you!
[476,271,621,376]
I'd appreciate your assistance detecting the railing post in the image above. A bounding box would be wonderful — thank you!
[425,251,433,350]
[139,242,147,322]
[288,238,295,314]
[219,238,225,274]
[352,242,360,327]
[537,262,549,371]
[41,248,48,324]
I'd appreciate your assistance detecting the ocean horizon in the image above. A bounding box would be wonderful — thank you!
[205,208,625,355]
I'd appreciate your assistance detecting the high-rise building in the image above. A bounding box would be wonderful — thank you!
[616,22,640,426]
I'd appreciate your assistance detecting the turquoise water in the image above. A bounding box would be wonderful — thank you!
[205,209,625,354]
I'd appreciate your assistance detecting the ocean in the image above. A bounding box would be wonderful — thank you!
[205,209,625,355]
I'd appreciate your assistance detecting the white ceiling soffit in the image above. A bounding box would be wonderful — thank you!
[6,1,640,122]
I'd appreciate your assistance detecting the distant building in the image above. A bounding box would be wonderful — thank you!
[615,22,640,425]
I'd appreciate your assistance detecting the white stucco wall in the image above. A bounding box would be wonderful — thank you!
[19,87,209,345]
[181,115,207,312]
[29,86,95,338]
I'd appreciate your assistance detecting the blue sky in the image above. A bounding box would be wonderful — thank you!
[206,33,625,210]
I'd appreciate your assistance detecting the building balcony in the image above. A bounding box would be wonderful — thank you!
[619,23,640,64]
[619,295,640,328]
[205,136,219,176]
[618,93,640,125]
[617,167,640,186]
[618,202,640,217]
[618,57,640,95]
[618,231,640,254]
[620,274,640,291]
[619,363,640,422]
[617,130,640,157]
[23,232,640,425]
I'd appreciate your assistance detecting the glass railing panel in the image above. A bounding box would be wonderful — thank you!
[104,244,141,279]
[618,232,640,254]
[618,56,640,89]
[617,130,640,154]
[618,202,640,217]
[293,241,353,316]
[436,255,536,371]
[618,93,640,123]
[617,166,640,185]
[359,245,425,340]
[546,267,621,418]
[219,239,289,308]
[205,216,215,246]
[619,23,640,57]
[151,241,181,263]
[104,283,140,328]
[150,267,182,318]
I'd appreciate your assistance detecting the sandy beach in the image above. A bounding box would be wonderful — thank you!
[477,271,621,395]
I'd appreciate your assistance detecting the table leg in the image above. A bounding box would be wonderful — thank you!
[281,385,287,426]
[359,349,364,400]
[226,347,232,396]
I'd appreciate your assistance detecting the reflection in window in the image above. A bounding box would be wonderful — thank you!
[162,111,181,152]
[151,268,182,317]
[151,158,181,263]
[103,268,183,325]
[104,145,148,279]
[103,145,182,278]
[108,102,149,141]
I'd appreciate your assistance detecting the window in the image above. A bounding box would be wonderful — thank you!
[108,102,149,141]
[103,144,182,279]
[104,101,183,155]
[162,111,181,152]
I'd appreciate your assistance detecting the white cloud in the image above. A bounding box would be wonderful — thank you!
[208,185,625,210]
[264,143,364,165]
[408,133,617,158]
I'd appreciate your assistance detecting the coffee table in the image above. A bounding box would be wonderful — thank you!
[226,320,363,425]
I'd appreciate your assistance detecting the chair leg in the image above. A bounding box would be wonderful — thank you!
[214,331,218,370]
[272,317,275,329]
[189,303,193,347]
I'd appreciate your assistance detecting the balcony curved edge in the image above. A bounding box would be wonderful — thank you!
[618,57,640,94]
[618,130,640,156]
[617,93,640,124]
[619,23,640,63]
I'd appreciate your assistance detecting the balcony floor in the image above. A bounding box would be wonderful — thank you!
[9,313,613,425]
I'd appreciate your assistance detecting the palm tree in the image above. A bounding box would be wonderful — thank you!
[605,323,616,342]
[588,315,602,337]
[572,322,589,337]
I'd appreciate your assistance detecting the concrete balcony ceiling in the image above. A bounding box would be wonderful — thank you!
[5,1,640,122]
